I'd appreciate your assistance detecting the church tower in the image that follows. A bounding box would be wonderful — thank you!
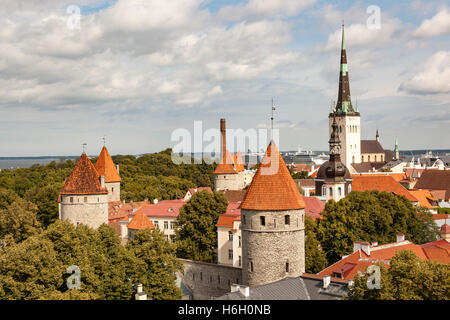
[394,138,399,160]
[95,146,121,202]
[315,118,352,201]
[59,153,109,229]
[241,141,305,286]
[329,23,361,168]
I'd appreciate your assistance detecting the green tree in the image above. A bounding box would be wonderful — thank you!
[348,250,450,300]
[304,216,328,273]
[175,191,228,262]
[0,198,42,244]
[0,188,19,210]
[127,228,183,300]
[24,183,61,227]
[317,191,439,264]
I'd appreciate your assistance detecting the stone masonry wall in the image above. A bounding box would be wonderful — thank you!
[105,181,121,202]
[179,259,242,300]
[241,209,305,286]
[60,194,108,229]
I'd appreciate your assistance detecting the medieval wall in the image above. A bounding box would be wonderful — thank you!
[241,209,305,287]
[215,173,244,191]
[179,259,242,300]
[105,181,121,202]
[60,194,108,229]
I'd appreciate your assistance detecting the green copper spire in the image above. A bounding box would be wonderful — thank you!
[341,21,346,51]
[394,137,399,152]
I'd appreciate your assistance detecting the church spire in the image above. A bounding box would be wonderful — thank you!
[335,22,356,115]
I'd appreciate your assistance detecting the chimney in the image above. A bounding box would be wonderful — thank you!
[135,284,148,300]
[220,118,226,162]
[239,285,250,298]
[100,175,105,188]
[116,164,120,174]
[396,234,405,242]
[371,241,378,246]
[323,275,331,289]
[354,242,370,255]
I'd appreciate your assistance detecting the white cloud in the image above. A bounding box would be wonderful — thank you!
[414,6,450,37]
[399,51,450,94]
[218,0,315,21]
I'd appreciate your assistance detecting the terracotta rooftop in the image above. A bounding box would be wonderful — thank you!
[241,141,306,211]
[133,199,185,218]
[414,170,450,200]
[60,153,108,196]
[319,238,450,280]
[127,212,155,230]
[108,200,150,222]
[216,202,241,228]
[409,189,438,209]
[95,146,121,183]
[222,190,248,203]
[214,149,237,174]
[303,196,325,220]
[352,175,418,202]
[236,152,245,172]
[352,172,406,182]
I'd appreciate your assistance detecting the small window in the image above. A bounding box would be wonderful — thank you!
[200,272,203,280]
[239,256,242,267]
[228,231,233,241]
[260,216,265,226]
[250,261,253,272]
[338,187,342,196]
[242,215,246,224]
[286,262,290,272]
[228,250,233,260]
[170,221,174,229]
[238,236,241,247]
[154,221,159,228]
[322,185,326,196]
[285,215,290,225]
[112,187,114,192]
[329,187,333,196]
[164,221,168,229]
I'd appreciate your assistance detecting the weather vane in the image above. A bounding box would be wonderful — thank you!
[82,143,87,154]
[102,136,106,146]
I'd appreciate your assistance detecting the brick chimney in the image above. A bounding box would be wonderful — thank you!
[220,118,226,162]
[396,234,405,242]
[353,241,370,255]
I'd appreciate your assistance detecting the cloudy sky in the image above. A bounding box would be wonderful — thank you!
[1,0,449,156]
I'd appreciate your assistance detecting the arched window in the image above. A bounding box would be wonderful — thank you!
[368,155,371,162]
[375,155,377,162]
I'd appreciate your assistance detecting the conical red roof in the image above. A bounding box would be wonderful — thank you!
[95,146,121,182]
[127,213,155,231]
[214,149,237,174]
[60,153,108,195]
[241,141,305,210]
[236,152,245,172]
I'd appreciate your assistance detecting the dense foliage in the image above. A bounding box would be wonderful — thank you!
[304,216,328,274]
[175,190,228,263]
[0,204,182,300]
[0,149,216,227]
[348,250,450,300]
[316,191,440,264]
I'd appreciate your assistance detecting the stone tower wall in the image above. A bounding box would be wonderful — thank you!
[241,208,305,287]
[59,194,108,229]
[215,173,245,191]
[105,181,120,202]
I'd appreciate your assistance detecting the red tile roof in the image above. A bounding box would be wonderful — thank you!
[319,239,450,280]
[352,175,418,202]
[236,152,245,172]
[214,149,237,174]
[222,190,248,203]
[133,199,185,218]
[353,172,406,182]
[409,189,438,209]
[414,170,450,200]
[431,213,449,221]
[303,196,325,220]
[127,213,155,230]
[241,141,305,211]
[216,202,241,228]
[108,200,150,222]
[60,153,108,195]
[95,146,121,183]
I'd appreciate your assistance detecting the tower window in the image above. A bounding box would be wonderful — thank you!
[228,250,233,260]
[228,231,233,241]
[250,261,253,272]
[260,216,265,226]
[239,256,242,267]
[285,215,290,225]
[238,236,241,247]
[242,215,246,224]
[112,187,114,192]
[286,262,290,272]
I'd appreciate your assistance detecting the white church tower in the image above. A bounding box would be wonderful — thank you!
[329,23,361,169]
